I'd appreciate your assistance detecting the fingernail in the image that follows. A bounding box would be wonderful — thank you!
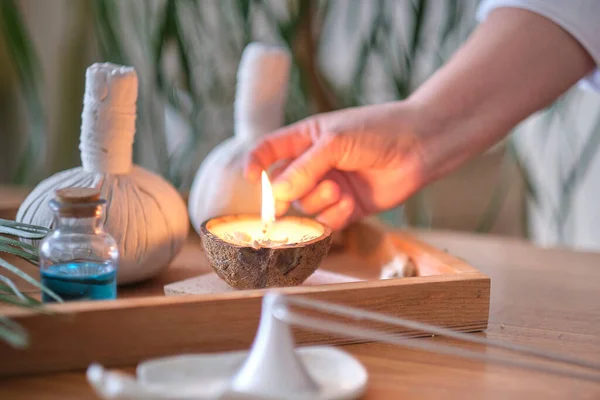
[272,180,291,198]
[275,200,289,216]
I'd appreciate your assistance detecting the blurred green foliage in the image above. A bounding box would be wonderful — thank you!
[4,0,599,237]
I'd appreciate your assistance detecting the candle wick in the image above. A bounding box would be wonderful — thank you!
[262,220,274,238]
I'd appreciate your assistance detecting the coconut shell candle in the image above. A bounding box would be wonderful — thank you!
[199,172,332,290]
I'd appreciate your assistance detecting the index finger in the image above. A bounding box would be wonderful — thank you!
[244,119,316,182]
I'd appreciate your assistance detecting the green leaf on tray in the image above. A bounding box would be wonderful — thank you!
[0,243,39,264]
[0,218,49,239]
[0,235,38,253]
[0,281,41,303]
[0,275,27,301]
[0,258,61,303]
[0,293,49,314]
[0,316,28,349]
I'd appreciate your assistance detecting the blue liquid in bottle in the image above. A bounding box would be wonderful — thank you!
[38,187,119,304]
[40,261,117,302]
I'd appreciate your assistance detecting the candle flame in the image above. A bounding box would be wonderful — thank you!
[261,170,276,225]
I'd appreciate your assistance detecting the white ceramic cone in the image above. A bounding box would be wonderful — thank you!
[228,292,320,398]
[187,42,292,234]
[233,42,291,142]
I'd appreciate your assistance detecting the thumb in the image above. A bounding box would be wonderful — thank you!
[271,141,333,202]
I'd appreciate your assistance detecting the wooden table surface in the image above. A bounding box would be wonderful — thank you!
[1,229,599,399]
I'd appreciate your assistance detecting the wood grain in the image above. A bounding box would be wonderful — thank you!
[0,224,490,377]
[1,273,489,376]
[0,230,598,399]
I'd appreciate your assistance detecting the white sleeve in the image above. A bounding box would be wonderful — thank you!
[476,0,600,92]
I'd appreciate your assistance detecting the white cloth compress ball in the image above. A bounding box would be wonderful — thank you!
[17,63,189,284]
[188,42,292,234]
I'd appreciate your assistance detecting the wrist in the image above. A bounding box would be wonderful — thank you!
[404,88,508,186]
[401,97,455,186]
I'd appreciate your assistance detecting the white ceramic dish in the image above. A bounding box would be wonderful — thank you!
[139,345,367,399]
[87,345,367,400]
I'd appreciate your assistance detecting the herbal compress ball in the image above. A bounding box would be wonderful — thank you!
[17,63,189,284]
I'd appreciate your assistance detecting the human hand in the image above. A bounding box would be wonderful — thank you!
[245,6,597,231]
[244,101,427,230]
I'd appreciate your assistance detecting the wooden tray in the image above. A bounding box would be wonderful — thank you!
[0,220,490,378]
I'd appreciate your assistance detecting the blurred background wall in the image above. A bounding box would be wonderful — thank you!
[2,0,600,250]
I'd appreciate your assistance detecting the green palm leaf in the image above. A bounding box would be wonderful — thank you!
[0,293,48,314]
[0,218,50,239]
[0,235,38,253]
[0,216,58,348]
[0,316,28,349]
[0,276,27,301]
[0,281,40,303]
[0,258,61,303]
[0,243,39,264]
[0,0,45,185]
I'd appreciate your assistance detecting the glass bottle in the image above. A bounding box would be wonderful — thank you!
[38,187,119,303]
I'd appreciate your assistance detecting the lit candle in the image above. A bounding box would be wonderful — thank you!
[206,171,325,248]
[199,170,333,288]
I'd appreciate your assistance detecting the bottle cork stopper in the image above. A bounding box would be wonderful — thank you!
[53,188,104,218]
[55,187,101,204]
